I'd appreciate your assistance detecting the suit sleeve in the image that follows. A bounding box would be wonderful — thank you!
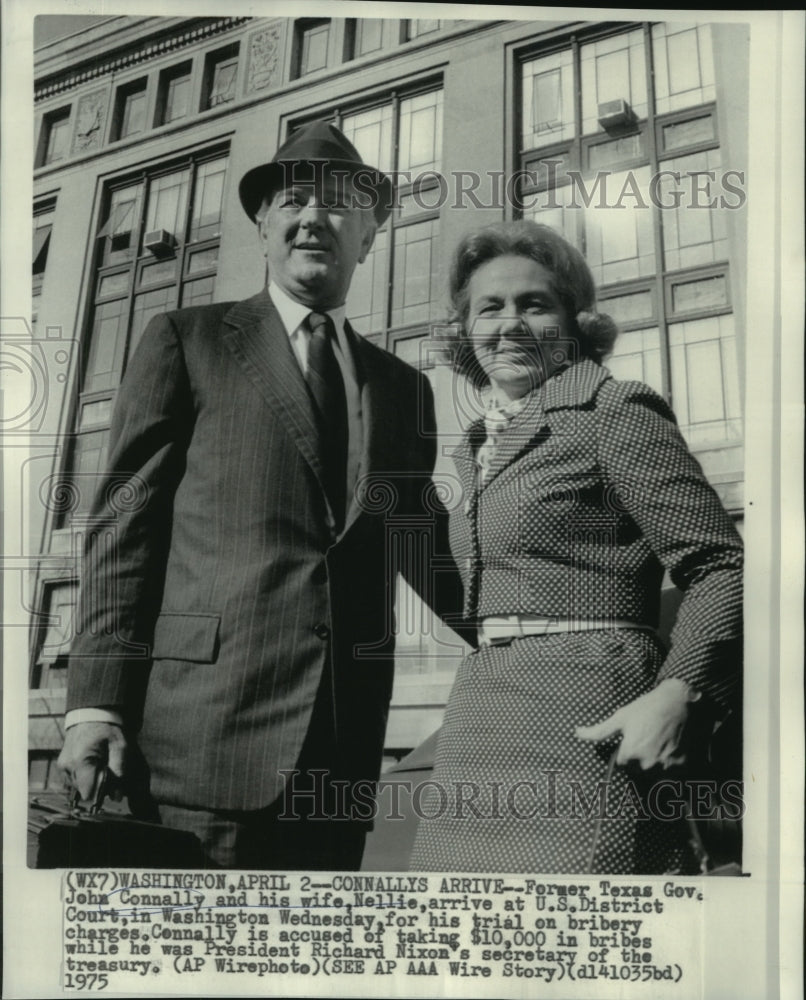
[65,313,194,726]
[596,380,743,711]
[398,369,473,645]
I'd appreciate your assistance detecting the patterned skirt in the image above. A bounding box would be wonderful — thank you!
[409,629,694,874]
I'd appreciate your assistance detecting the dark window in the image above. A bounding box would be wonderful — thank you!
[295,20,330,77]
[203,45,239,109]
[113,79,148,140]
[157,62,192,125]
[40,108,71,165]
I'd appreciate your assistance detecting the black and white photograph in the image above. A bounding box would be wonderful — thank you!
[2,2,803,998]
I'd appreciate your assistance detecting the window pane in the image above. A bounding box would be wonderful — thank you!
[660,114,715,153]
[165,74,190,123]
[652,23,715,114]
[584,166,655,284]
[522,49,574,148]
[341,104,394,173]
[187,246,220,275]
[346,228,388,334]
[99,184,142,265]
[408,20,440,39]
[606,327,663,395]
[669,313,741,446]
[121,89,147,138]
[600,288,654,325]
[210,60,238,106]
[587,132,645,170]
[97,270,130,298]
[181,276,216,308]
[45,115,71,164]
[145,169,190,242]
[671,274,728,314]
[660,149,727,270]
[72,431,109,514]
[190,157,228,241]
[79,398,113,430]
[398,90,443,173]
[33,211,54,274]
[523,181,579,247]
[356,19,384,56]
[391,220,439,327]
[85,299,127,393]
[37,583,78,666]
[139,259,177,287]
[300,23,329,75]
[581,29,647,135]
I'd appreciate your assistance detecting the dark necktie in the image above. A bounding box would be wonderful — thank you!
[306,311,348,530]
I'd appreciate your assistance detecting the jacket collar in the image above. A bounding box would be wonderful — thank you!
[452,359,612,498]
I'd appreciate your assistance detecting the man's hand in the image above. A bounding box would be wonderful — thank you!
[575,678,692,770]
[57,722,129,802]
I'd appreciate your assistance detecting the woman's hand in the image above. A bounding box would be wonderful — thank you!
[575,678,692,769]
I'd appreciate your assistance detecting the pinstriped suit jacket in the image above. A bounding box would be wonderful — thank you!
[66,289,465,812]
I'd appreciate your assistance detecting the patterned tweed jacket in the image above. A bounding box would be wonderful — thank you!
[449,358,743,709]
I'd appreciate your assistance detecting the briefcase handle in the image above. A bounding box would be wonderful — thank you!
[70,768,111,816]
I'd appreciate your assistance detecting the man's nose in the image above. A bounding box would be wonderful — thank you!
[298,197,328,227]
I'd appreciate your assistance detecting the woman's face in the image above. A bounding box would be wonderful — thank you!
[466,254,571,401]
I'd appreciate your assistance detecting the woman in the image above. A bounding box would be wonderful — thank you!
[410,221,743,874]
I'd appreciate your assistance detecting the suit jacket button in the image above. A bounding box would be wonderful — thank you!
[314,623,330,640]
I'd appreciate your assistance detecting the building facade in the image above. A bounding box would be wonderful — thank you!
[28,14,749,787]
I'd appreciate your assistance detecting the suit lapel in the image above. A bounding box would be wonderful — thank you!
[474,360,613,491]
[341,333,393,538]
[478,390,548,490]
[222,290,329,496]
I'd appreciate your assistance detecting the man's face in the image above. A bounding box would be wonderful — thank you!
[258,173,376,310]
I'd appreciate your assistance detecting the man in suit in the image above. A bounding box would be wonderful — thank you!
[58,122,466,869]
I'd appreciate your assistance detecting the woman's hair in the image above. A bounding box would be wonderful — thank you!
[446,220,618,387]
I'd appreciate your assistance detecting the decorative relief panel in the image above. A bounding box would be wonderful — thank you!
[71,88,109,154]
[246,22,285,93]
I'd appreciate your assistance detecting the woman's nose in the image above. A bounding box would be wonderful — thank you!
[497,314,528,341]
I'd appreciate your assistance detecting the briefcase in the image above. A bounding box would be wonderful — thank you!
[31,787,207,869]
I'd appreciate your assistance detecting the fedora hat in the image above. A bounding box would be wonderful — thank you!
[238,120,393,225]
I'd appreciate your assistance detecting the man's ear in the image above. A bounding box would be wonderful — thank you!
[358,218,377,263]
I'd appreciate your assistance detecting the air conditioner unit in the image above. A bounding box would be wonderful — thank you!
[597,99,634,131]
[144,229,176,257]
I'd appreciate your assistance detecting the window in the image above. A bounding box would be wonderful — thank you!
[51,149,229,534]
[32,201,56,332]
[301,86,444,339]
[113,79,148,140]
[157,62,192,125]
[405,20,441,40]
[353,19,385,57]
[31,580,78,689]
[295,19,330,77]
[204,45,239,109]
[517,23,740,488]
[40,108,71,165]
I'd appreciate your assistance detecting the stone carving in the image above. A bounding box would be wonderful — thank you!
[72,88,108,153]
[246,23,283,93]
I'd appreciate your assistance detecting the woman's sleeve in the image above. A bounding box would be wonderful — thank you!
[596,379,743,711]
